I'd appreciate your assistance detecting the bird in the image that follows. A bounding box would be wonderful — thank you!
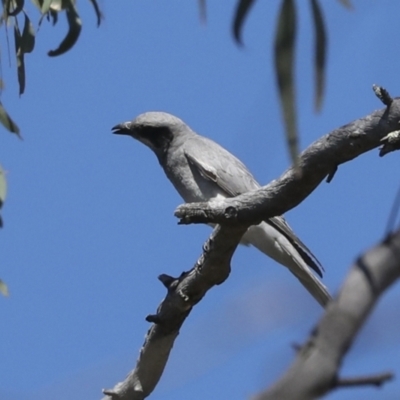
[112,112,331,307]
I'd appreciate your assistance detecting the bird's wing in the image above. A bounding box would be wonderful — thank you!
[184,135,261,198]
[184,135,325,280]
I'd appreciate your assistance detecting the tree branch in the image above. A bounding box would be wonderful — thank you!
[335,372,393,389]
[175,87,400,226]
[253,230,400,400]
[101,225,247,400]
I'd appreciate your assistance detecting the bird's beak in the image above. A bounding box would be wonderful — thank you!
[111,122,132,135]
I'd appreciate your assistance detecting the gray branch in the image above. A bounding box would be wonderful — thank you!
[335,372,393,388]
[175,94,400,226]
[254,230,400,400]
[102,87,400,399]
[102,225,247,400]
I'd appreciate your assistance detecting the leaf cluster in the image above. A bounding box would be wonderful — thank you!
[0,0,101,295]
[0,0,101,136]
[229,0,351,162]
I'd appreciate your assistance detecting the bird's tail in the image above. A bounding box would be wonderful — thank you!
[276,241,332,307]
[242,222,332,308]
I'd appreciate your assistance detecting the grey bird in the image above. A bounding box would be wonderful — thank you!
[112,112,331,307]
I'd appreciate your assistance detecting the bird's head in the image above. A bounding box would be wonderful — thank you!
[112,111,188,156]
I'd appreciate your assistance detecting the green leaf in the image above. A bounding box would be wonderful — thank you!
[21,12,35,53]
[48,0,81,57]
[0,279,9,296]
[310,0,326,111]
[49,0,74,12]
[232,0,256,45]
[6,0,24,16]
[274,0,298,163]
[13,13,34,96]
[0,164,7,208]
[0,101,20,136]
[41,0,53,13]
[14,18,21,51]
[38,0,66,27]
[14,22,25,95]
[49,9,58,25]
[88,0,102,27]
[41,8,58,26]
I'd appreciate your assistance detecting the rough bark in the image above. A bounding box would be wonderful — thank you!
[254,230,400,400]
[175,96,400,226]
[102,225,246,400]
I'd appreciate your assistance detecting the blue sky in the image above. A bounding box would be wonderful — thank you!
[2,1,400,399]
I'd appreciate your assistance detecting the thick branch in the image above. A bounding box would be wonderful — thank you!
[254,229,400,400]
[176,92,400,225]
[101,225,246,400]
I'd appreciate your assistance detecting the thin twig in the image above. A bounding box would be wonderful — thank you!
[335,372,393,388]
[373,84,393,106]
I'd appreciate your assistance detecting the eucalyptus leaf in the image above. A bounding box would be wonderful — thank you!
[37,0,53,25]
[48,0,81,57]
[49,0,74,12]
[274,0,298,163]
[41,0,53,13]
[49,8,58,25]
[0,164,6,208]
[6,0,24,16]
[310,0,326,111]
[41,7,58,26]
[21,12,35,53]
[0,280,8,296]
[232,0,256,45]
[88,0,102,26]
[0,101,20,136]
[14,23,25,95]
[14,18,21,51]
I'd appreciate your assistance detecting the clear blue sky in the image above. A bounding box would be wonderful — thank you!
[2,1,400,399]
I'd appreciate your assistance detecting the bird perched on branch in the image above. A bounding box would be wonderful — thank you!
[112,112,331,307]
